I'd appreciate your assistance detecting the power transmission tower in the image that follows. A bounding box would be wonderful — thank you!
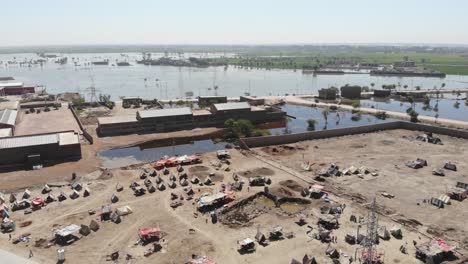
[356,197,382,264]
[85,76,100,103]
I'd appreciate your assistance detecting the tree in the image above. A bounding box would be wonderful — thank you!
[322,108,329,129]
[407,96,415,109]
[307,119,318,131]
[370,83,375,89]
[407,109,419,123]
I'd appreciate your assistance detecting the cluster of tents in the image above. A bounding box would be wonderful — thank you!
[153,155,202,170]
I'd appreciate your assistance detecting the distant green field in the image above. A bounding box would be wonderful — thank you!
[221,51,468,75]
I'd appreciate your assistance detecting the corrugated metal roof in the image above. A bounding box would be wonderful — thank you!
[0,109,17,126]
[0,82,23,88]
[98,115,138,125]
[0,133,58,149]
[0,128,12,138]
[213,102,250,111]
[138,107,192,119]
[0,101,19,110]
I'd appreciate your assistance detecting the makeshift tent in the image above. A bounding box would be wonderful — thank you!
[180,178,189,186]
[447,187,467,201]
[110,213,121,224]
[326,247,340,258]
[430,197,444,208]
[42,184,51,194]
[177,165,184,172]
[237,238,256,253]
[191,176,200,184]
[302,255,317,264]
[169,180,177,189]
[140,172,147,179]
[71,182,82,191]
[69,190,80,199]
[432,168,445,176]
[147,184,156,193]
[188,255,216,264]
[46,194,56,203]
[22,189,31,199]
[134,187,146,196]
[437,194,451,205]
[1,218,15,232]
[204,176,213,185]
[456,182,468,190]
[31,197,44,208]
[83,188,90,197]
[111,194,119,203]
[116,206,133,216]
[11,199,30,211]
[318,215,338,230]
[390,226,402,238]
[58,192,67,201]
[80,224,91,236]
[9,193,16,203]
[319,164,341,177]
[116,183,124,192]
[54,224,81,245]
[444,162,457,171]
[255,231,268,246]
[158,183,166,191]
[345,234,356,244]
[89,220,100,231]
[378,226,391,240]
[139,227,161,241]
[155,175,163,184]
[149,170,157,177]
[268,225,284,241]
[169,174,177,181]
[144,179,152,187]
[101,205,112,221]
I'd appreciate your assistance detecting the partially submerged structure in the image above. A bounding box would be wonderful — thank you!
[97,102,285,136]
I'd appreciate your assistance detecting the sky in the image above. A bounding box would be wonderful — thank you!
[1,0,468,46]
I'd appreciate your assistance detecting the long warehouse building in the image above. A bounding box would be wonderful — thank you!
[97,102,286,137]
[0,131,81,167]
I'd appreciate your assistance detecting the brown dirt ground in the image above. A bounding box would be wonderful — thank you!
[1,129,467,263]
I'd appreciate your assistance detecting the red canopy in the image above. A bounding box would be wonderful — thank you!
[139,227,161,238]
[32,197,45,206]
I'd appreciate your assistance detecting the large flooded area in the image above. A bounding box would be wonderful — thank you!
[1,52,468,100]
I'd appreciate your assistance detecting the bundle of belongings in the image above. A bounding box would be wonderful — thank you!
[406,158,427,169]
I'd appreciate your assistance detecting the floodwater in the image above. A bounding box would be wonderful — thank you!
[270,104,398,134]
[99,139,227,168]
[360,96,468,121]
[1,52,468,101]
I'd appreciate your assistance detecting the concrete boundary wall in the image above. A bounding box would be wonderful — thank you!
[69,104,94,144]
[240,121,468,148]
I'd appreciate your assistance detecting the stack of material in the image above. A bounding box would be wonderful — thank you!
[415,239,455,263]
[319,164,341,177]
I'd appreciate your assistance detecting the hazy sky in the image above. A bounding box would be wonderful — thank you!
[2,0,468,46]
